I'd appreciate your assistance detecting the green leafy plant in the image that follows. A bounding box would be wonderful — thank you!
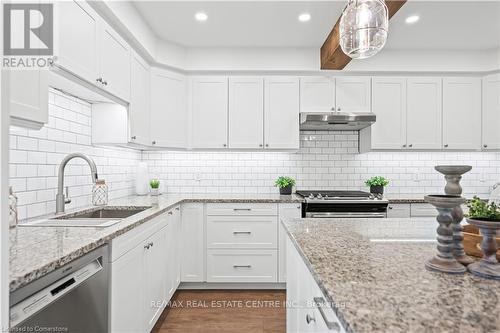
[274,176,296,189]
[466,196,500,220]
[149,179,160,189]
[365,176,389,187]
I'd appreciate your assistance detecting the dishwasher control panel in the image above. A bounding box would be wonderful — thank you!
[10,258,102,328]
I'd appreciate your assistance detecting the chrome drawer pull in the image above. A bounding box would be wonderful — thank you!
[233,208,252,211]
[313,297,341,331]
[233,265,251,268]
[233,231,252,234]
[306,314,316,324]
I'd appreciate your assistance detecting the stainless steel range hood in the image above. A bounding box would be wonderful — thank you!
[299,112,376,131]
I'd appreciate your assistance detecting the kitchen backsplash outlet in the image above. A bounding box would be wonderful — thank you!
[142,131,500,197]
[9,89,141,220]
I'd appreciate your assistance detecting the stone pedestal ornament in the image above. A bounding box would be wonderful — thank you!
[425,195,467,274]
[466,218,500,280]
[434,165,475,266]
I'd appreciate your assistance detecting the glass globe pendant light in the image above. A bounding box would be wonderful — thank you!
[339,0,389,59]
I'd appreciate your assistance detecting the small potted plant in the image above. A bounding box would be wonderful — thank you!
[275,176,296,195]
[466,197,500,222]
[365,176,389,195]
[150,179,160,196]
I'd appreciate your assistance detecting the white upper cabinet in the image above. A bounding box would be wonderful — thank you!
[129,52,150,146]
[335,77,371,113]
[191,76,229,149]
[482,74,500,150]
[229,77,264,149]
[299,76,335,113]
[442,77,482,150]
[406,78,443,149]
[264,77,300,150]
[99,22,131,101]
[371,78,407,149]
[54,1,130,101]
[151,69,187,148]
[8,70,48,129]
[54,1,99,84]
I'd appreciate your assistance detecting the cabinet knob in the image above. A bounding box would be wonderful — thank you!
[484,144,488,148]
[259,144,263,147]
[402,144,406,148]
[306,314,316,324]
[444,144,449,148]
[265,144,269,148]
[337,107,341,112]
[102,80,108,86]
[131,136,136,140]
[175,207,180,211]
[168,211,173,215]
[144,244,150,250]
[331,107,335,111]
[409,144,413,148]
[223,143,227,147]
[152,141,156,145]
[297,206,301,209]
[96,77,102,83]
[389,206,393,210]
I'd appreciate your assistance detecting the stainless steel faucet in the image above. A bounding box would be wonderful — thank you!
[56,153,98,214]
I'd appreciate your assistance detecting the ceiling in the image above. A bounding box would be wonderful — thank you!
[132,1,500,51]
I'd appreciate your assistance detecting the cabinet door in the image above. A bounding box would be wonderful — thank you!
[110,243,145,333]
[335,77,371,113]
[264,77,299,149]
[181,204,205,282]
[151,69,187,148]
[145,227,168,331]
[442,77,481,150]
[54,1,99,84]
[172,206,182,290]
[278,204,301,283]
[371,78,407,149]
[8,70,48,129]
[286,236,300,332]
[191,77,228,149]
[300,77,335,113]
[406,78,442,149]
[482,74,500,150]
[99,22,131,101]
[228,77,264,149]
[129,52,150,146]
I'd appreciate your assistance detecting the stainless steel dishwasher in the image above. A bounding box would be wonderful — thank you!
[10,245,109,332]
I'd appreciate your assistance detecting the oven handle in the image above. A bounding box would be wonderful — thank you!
[306,212,387,218]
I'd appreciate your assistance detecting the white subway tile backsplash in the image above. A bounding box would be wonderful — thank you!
[10,89,141,220]
[142,131,500,197]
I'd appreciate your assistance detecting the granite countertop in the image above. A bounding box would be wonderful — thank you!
[10,193,303,292]
[282,217,500,333]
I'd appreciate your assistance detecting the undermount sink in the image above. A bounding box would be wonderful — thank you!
[22,206,151,228]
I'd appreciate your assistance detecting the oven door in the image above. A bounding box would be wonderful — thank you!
[303,202,388,218]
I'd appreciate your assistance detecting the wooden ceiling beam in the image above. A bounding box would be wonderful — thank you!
[320,0,407,70]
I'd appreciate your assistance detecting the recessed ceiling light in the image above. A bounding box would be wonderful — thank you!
[195,12,208,22]
[298,13,311,22]
[405,15,420,24]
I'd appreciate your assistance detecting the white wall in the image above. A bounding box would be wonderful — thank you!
[142,131,500,198]
[9,89,141,221]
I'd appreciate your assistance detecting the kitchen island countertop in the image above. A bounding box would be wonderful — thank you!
[282,217,500,333]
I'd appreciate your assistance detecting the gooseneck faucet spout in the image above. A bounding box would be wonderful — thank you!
[56,153,98,214]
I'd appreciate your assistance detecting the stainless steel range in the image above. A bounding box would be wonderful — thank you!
[296,190,389,218]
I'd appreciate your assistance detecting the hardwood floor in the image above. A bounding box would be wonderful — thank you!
[152,290,286,333]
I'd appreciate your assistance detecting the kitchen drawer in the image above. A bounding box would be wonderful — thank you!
[410,203,436,217]
[207,216,277,249]
[206,250,277,282]
[387,204,411,218]
[206,203,277,216]
[309,275,346,333]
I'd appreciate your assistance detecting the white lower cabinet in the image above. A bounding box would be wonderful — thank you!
[387,204,411,218]
[278,203,302,283]
[181,203,205,282]
[110,208,180,333]
[287,236,346,333]
[207,249,277,283]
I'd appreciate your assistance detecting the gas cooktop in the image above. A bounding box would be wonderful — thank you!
[296,190,387,202]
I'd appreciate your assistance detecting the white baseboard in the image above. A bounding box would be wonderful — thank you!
[178,282,286,290]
